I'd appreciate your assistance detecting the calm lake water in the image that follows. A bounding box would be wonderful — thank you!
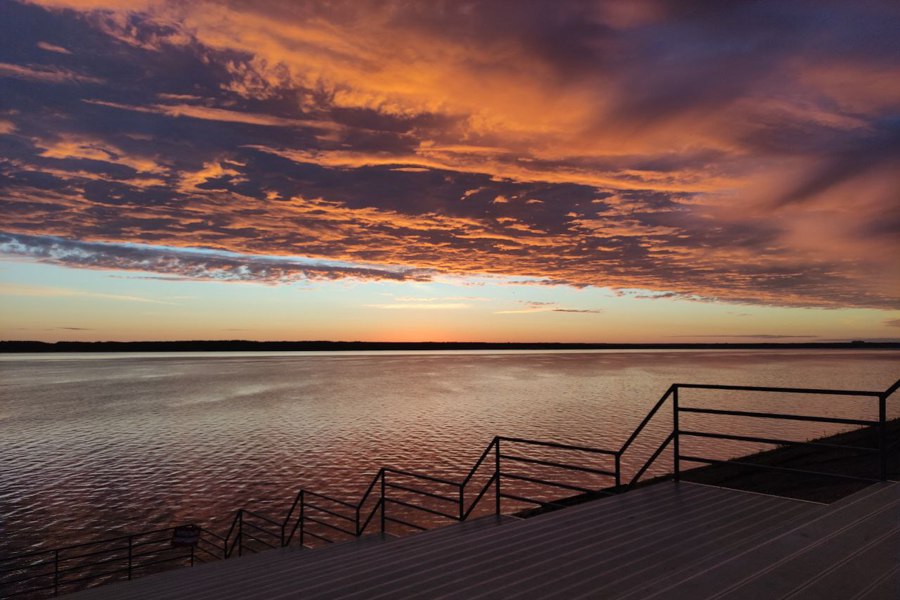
[1,350,898,556]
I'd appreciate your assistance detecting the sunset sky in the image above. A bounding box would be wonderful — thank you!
[1,0,899,343]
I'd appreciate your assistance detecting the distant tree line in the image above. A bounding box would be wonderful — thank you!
[0,340,894,352]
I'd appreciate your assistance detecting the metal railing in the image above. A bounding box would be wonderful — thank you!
[624,378,900,488]
[0,525,225,598]
[5,377,897,597]
[238,435,622,552]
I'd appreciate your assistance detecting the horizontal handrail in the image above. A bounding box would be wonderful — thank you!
[303,530,333,544]
[3,539,193,587]
[384,482,459,504]
[193,545,220,560]
[3,571,56,588]
[501,472,595,495]
[0,526,178,561]
[304,502,357,522]
[303,490,356,509]
[303,515,356,537]
[240,510,283,529]
[0,561,53,576]
[129,548,183,562]
[240,520,280,540]
[678,406,876,426]
[384,515,426,531]
[500,453,616,477]
[199,528,227,543]
[384,467,460,488]
[239,530,277,550]
[674,383,884,397]
[384,498,459,521]
[57,544,129,563]
[499,436,620,456]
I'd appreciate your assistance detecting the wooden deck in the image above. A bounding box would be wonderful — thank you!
[68,481,899,599]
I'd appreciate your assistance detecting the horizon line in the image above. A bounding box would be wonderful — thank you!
[3,339,899,351]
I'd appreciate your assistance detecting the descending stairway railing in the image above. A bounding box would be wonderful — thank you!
[256,436,621,552]
[4,377,897,597]
[0,525,224,598]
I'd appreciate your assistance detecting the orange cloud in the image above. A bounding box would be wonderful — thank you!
[36,41,72,54]
[83,99,339,130]
[37,134,166,174]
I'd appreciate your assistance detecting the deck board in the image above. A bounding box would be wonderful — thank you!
[67,481,898,600]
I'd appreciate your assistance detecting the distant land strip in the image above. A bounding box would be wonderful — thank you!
[1,340,899,352]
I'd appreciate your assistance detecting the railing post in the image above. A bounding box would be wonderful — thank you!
[53,549,59,596]
[380,469,386,534]
[237,510,243,557]
[299,491,305,547]
[879,394,887,481]
[614,452,621,491]
[494,437,501,515]
[673,386,680,482]
[127,535,133,580]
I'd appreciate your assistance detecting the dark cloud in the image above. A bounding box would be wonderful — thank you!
[0,0,898,311]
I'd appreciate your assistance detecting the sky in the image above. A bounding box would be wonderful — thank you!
[1,0,899,343]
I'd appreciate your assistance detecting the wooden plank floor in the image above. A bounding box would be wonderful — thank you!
[67,481,899,599]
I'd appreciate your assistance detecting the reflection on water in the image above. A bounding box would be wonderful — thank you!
[1,350,897,556]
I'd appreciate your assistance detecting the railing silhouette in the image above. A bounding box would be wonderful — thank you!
[0,526,225,598]
[624,379,899,489]
[224,436,621,553]
[4,378,897,597]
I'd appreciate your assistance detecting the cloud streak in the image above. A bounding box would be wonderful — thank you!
[0,233,434,284]
[0,61,102,84]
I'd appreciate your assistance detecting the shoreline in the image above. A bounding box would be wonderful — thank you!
[3,340,899,352]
